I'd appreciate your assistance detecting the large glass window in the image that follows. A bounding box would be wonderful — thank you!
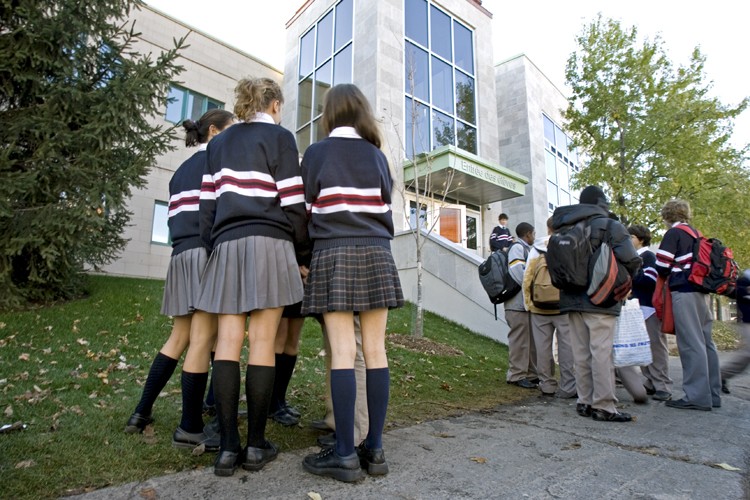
[165,85,223,124]
[296,0,353,153]
[543,113,580,212]
[405,2,477,156]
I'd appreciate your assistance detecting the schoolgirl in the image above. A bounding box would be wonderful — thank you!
[300,83,403,482]
[124,109,235,440]
[196,77,310,476]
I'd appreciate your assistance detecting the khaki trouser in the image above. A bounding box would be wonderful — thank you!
[531,312,575,395]
[505,310,538,382]
[569,311,617,413]
[640,313,673,393]
[322,317,368,443]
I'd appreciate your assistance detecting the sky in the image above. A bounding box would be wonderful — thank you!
[145,0,749,148]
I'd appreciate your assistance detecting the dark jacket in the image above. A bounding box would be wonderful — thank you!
[551,204,641,316]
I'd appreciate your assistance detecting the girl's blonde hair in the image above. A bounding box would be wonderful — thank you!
[234,77,284,121]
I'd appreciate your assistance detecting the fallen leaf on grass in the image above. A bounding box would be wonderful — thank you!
[440,383,452,392]
[307,492,322,500]
[18,353,30,361]
[470,456,487,464]
[15,459,36,469]
[4,405,12,417]
[713,463,741,471]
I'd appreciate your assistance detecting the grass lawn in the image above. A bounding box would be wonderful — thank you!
[0,275,529,499]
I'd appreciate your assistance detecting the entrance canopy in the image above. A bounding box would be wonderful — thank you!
[402,145,528,206]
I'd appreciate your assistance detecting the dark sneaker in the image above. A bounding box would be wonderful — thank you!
[242,440,279,471]
[507,378,537,389]
[124,412,153,434]
[269,407,300,426]
[652,391,672,401]
[643,385,656,396]
[591,409,633,422]
[665,398,711,411]
[356,441,388,475]
[576,403,592,417]
[172,426,220,451]
[283,402,301,418]
[721,378,730,394]
[303,447,365,483]
[214,448,242,477]
[554,390,577,399]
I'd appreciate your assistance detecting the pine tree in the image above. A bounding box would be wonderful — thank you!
[0,0,185,308]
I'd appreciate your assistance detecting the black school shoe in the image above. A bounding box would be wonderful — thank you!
[591,409,633,422]
[507,378,538,389]
[283,403,301,418]
[124,412,153,434]
[172,426,220,451]
[303,447,365,483]
[214,448,242,477]
[269,407,300,426]
[356,441,388,475]
[242,440,279,471]
[576,404,592,417]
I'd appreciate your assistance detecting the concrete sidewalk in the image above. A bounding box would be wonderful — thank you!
[75,354,750,499]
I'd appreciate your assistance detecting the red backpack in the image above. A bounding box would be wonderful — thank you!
[676,225,739,296]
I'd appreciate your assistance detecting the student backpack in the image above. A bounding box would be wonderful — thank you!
[675,225,739,296]
[478,243,522,319]
[546,219,592,293]
[587,240,632,307]
[530,251,560,310]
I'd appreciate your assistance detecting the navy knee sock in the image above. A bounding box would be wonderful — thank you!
[179,371,208,433]
[331,369,356,457]
[271,353,297,411]
[365,367,390,450]
[212,360,241,452]
[134,352,178,416]
[246,364,275,448]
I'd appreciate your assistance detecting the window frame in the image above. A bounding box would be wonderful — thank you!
[164,85,224,124]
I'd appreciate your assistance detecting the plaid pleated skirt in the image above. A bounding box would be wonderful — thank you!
[196,235,304,315]
[302,245,404,314]
[161,246,208,317]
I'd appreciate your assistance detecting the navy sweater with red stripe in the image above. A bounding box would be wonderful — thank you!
[301,136,394,250]
[168,149,206,256]
[655,223,700,293]
[631,248,658,307]
[200,122,310,263]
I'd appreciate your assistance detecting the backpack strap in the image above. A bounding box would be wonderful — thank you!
[675,224,702,239]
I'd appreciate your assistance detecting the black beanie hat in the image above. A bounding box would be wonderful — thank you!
[579,185,609,208]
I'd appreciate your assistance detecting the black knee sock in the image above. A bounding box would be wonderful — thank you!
[204,352,216,408]
[271,353,297,411]
[134,352,178,416]
[212,360,241,452]
[331,369,356,457]
[365,367,390,449]
[246,364,275,448]
[179,371,208,433]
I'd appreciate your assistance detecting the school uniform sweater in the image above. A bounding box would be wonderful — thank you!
[199,116,310,263]
[655,222,700,293]
[489,225,512,252]
[300,127,394,250]
[631,246,658,308]
[167,146,207,256]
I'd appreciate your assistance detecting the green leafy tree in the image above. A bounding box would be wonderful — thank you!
[0,0,185,308]
[564,15,750,265]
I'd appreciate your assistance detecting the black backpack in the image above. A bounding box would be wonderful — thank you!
[478,243,523,319]
[547,219,592,293]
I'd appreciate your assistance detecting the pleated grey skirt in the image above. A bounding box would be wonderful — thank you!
[161,247,208,317]
[196,235,304,315]
[302,245,404,314]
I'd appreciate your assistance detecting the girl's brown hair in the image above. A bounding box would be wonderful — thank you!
[660,199,692,224]
[233,77,284,121]
[182,109,235,147]
[321,84,382,148]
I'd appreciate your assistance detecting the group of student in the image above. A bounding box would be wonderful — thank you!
[124,78,403,483]
[495,186,749,421]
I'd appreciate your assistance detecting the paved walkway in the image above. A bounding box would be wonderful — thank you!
[75,354,750,499]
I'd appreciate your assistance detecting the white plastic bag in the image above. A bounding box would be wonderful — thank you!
[613,299,652,367]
